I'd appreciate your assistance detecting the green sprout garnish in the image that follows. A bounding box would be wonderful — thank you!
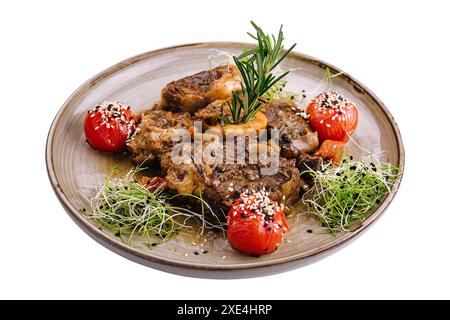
[220,21,296,124]
[301,155,402,233]
[81,168,225,247]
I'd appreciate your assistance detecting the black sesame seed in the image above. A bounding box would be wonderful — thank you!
[307,229,313,234]
[115,232,120,237]
[194,251,199,255]
[151,243,158,247]
[202,250,208,254]
[231,191,240,199]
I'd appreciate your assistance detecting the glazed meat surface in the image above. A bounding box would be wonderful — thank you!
[265,99,319,158]
[161,65,241,113]
[127,108,193,164]
[160,138,307,209]
[203,158,306,208]
[194,100,229,127]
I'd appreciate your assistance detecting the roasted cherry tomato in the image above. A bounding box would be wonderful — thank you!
[315,140,345,165]
[307,91,358,143]
[84,101,136,153]
[227,191,288,255]
[141,176,167,193]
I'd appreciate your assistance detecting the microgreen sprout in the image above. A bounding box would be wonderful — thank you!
[82,168,225,247]
[301,155,402,233]
[308,67,345,96]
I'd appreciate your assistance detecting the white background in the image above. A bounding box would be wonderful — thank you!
[1,0,449,299]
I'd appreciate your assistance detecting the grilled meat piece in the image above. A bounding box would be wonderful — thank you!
[164,162,203,195]
[265,99,319,158]
[127,107,193,164]
[195,98,320,157]
[160,135,219,195]
[296,152,323,172]
[296,152,323,184]
[204,158,306,208]
[160,136,306,209]
[161,65,241,113]
[194,100,230,128]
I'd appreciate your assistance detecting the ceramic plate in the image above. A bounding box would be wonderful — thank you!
[46,42,404,278]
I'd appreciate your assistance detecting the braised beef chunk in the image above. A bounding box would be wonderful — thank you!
[164,162,203,195]
[194,100,230,127]
[265,99,319,158]
[161,65,241,113]
[204,158,306,208]
[296,152,323,184]
[160,137,218,195]
[127,108,193,164]
[159,138,307,209]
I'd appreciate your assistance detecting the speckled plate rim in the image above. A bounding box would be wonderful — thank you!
[46,42,405,277]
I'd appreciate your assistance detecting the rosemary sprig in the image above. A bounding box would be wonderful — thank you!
[220,22,296,124]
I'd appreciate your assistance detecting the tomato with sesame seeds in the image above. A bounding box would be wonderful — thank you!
[307,91,358,143]
[84,102,136,153]
[227,191,289,255]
